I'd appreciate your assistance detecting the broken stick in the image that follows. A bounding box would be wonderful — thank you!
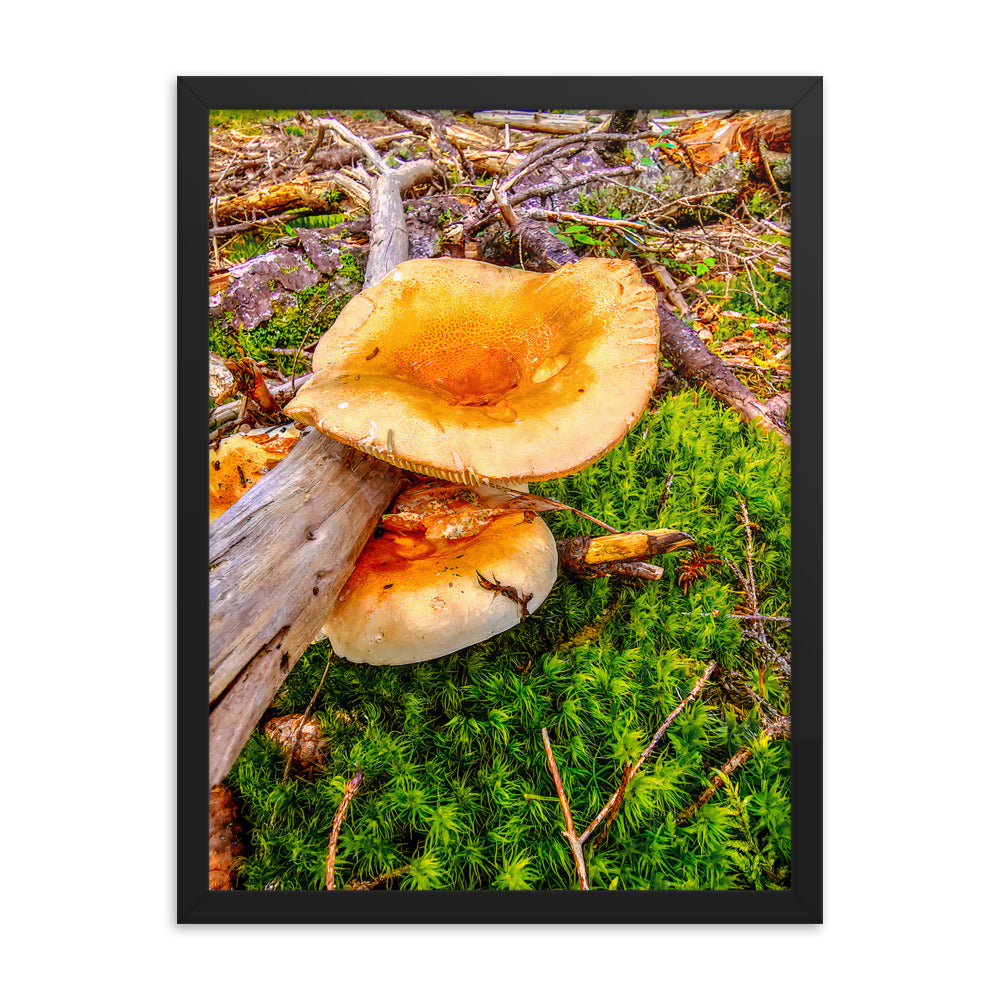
[557,528,695,581]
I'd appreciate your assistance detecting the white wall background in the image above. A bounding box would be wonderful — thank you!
[5,4,994,996]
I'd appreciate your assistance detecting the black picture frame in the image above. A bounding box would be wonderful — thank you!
[179,76,822,924]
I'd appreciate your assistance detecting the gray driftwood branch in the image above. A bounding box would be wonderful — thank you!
[207,126,419,788]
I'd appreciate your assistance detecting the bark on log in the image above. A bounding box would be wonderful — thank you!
[207,147,417,788]
[477,187,578,271]
[208,432,403,782]
[210,159,435,222]
[473,111,607,134]
[212,179,338,225]
[656,301,791,445]
[208,431,402,702]
[557,528,695,581]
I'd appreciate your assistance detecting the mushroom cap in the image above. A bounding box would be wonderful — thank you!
[285,257,659,484]
[322,480,558,665]
[208,426,300,521]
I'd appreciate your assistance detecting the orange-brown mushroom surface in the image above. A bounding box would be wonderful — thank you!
[285,258,659,484]
[208,426,300,521]
[322,479,558,665]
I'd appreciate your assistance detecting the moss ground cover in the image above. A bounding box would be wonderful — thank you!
[228,389,791,891]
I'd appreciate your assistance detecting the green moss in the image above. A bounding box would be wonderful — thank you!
[228,390,792,892]
[209,255,363,378]
[337,251,363,285]
[210,109,330,131]
[710,267,790,325]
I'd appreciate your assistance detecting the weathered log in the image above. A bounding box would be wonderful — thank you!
[208,433,403,783]
[473,111,607,134]
[207,135,416,787]
[365,171,409,283]
[208,431,402,701]
[211,179,339,225]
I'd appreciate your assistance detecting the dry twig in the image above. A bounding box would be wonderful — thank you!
[301,122,326,165]
[675,712,790,825]
[325,769,364,890]
[541,727,590,890]
[542,660,717,888]
[345,865,411,891]
[725,496,790,681]
[281,645,334,781]
[582,660,718,841]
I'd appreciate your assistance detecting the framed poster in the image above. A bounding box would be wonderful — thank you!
[179,76,822,922]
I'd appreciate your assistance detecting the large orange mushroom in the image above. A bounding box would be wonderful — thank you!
[285,257,660,485]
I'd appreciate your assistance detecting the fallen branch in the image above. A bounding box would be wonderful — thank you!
[482,184,577,271]
[656,299,791,445]
[382,109,475,181]
[209,373,311,446]
[542,660,717,888]
[281,645,334,782]
[557,528,695,581]
[211,178,339,226]
[581,660,718,842]
[648,262,695,319]
[470,163,640,239]
[207,118,418,789]
[463,130,659,236]
[325,770,364,889]
[675,712,790,825]
[473,110,608,134]
[541,728,590,890]
[301,122,326,165]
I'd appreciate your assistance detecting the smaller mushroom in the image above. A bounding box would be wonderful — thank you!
[209,425,300,521]
[322,479,558,665]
